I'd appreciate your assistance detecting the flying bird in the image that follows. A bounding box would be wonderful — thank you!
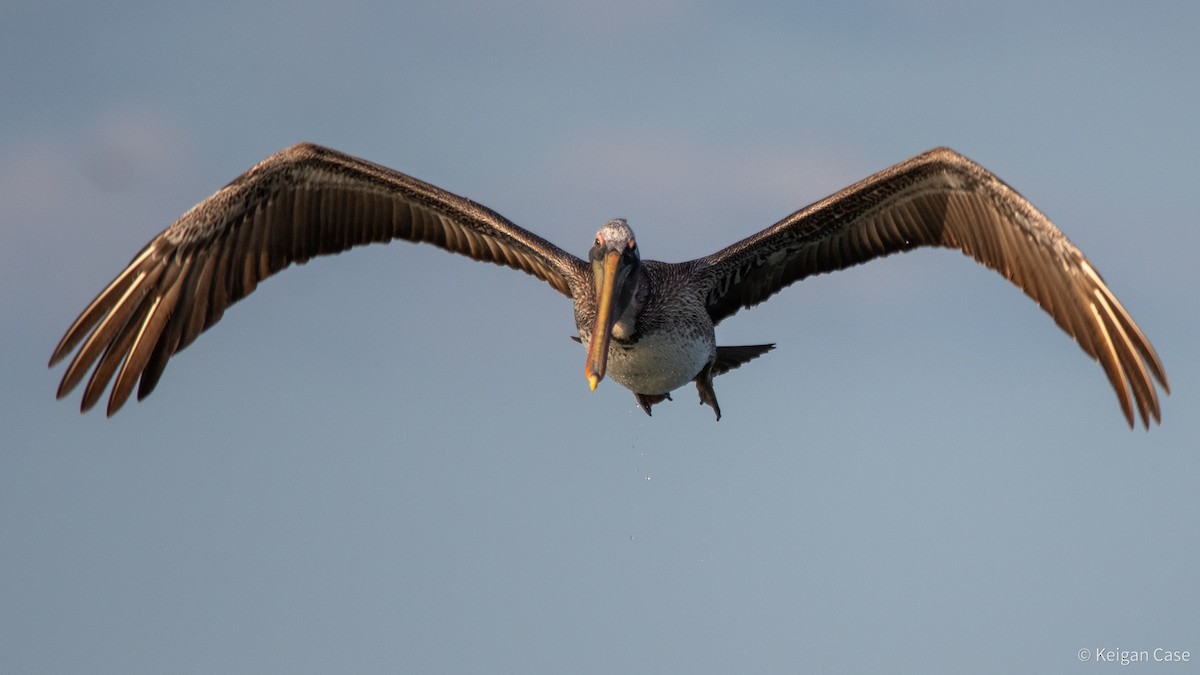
[50,144,1168,426]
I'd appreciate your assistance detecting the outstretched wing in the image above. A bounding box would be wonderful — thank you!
[694,147,1168,428]
[50,143,588,415]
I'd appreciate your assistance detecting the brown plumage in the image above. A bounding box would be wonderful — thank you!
[49,143,1168,426]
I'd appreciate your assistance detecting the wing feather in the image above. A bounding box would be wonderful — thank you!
[696,147,1168,427]
[50,143,587,414]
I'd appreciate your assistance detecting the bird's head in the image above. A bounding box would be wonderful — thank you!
[585,218,642,391]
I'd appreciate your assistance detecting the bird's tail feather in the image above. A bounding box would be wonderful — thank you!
[713,344,775,376]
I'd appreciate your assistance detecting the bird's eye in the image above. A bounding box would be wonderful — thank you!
[628,239,636,250]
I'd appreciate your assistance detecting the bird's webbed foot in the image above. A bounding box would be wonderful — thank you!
[693,362,721,421]
[634,392,672,416]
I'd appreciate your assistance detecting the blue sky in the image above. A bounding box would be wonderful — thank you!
[2,2,1197,673]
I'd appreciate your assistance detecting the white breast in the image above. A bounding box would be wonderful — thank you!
[600,330,715,395]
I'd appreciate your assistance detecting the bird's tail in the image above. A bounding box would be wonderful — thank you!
[712,344,775,376]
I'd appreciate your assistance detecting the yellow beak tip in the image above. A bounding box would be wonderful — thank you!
[587,374,600,392]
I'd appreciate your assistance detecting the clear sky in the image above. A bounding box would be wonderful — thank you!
[2,2,1197,673]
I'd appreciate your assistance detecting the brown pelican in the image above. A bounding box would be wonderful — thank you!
[49,144,1168,427]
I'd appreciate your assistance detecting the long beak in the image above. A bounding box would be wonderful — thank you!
[585,250,622,391]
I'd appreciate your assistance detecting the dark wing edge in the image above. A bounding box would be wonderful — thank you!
[693,147,1168,428]
[49,142,588,415]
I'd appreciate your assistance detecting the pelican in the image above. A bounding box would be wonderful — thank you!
[50,144,1168,426]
